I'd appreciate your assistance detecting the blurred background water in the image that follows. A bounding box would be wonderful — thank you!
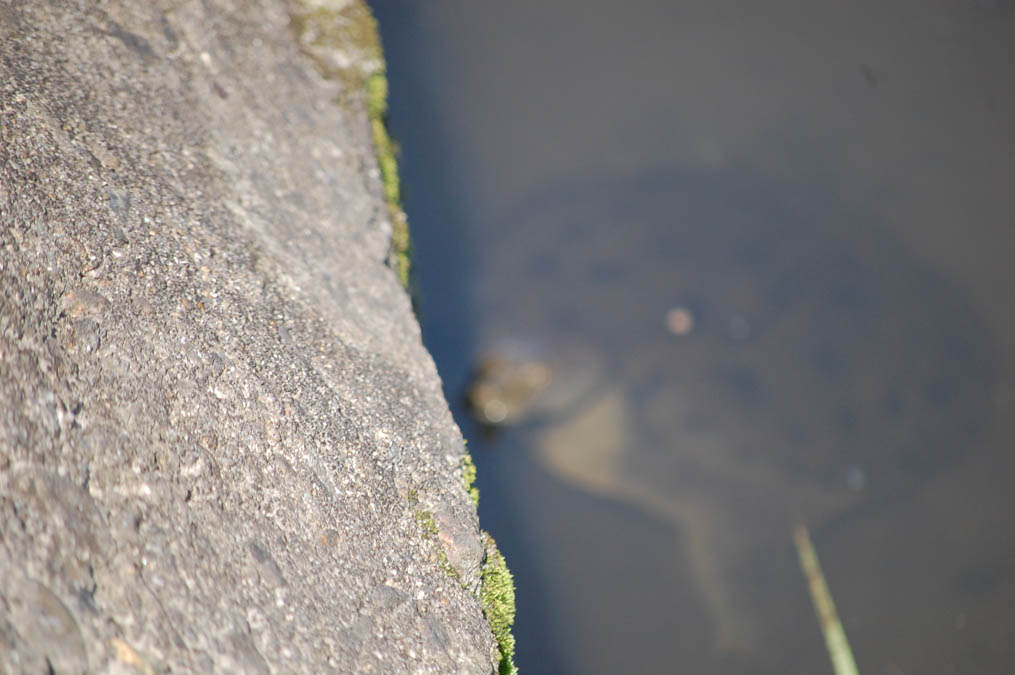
[368,1,1015,672]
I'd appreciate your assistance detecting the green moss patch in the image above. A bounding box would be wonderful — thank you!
[290,5,516,666]
[461,451,480,507]
[412,506,462,584]
[481,532,517,675]
[413,508,439,537]
[287,0,412,291]
[287,0,381,91]
[365,71,412,290]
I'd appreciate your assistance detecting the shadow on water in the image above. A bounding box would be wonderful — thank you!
[369,4,570,672]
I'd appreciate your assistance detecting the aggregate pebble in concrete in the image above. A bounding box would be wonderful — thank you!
[0,0,497,671]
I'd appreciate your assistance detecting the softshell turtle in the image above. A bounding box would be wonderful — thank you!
[466,169,994,654]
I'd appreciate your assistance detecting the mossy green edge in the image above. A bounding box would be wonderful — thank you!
[286,0,412,290]
[288,2,517,667]
[410,457,517,673]
[365,70,412,290]
[481,532,518,675]
[461,448,480,507]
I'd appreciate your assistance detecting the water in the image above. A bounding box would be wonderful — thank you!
[369,1,1015,672]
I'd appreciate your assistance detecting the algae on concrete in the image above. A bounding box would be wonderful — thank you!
[481,532,518,675]
[288,0,412,289]
[462,451,481,507]
[288,2,518,667]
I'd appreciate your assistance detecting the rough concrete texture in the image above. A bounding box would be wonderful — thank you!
[0,0,498,672]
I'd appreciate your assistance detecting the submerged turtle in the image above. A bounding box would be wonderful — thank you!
[466,169,994,655]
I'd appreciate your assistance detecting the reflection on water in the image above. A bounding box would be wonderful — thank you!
[369,1,1015,673]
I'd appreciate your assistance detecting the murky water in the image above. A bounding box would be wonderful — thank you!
[370,1,1015,673]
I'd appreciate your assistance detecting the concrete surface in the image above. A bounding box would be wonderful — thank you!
[0,0,497,671]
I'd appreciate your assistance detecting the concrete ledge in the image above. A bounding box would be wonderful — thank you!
[0,0,497,671]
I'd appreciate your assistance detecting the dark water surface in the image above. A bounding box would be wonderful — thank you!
[369,2,1015,673]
